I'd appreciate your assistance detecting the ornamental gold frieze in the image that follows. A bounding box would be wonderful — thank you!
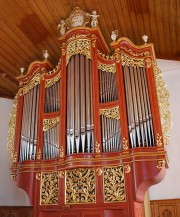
[45,73,61,88]
[7,95,18,163]
[23,73,42,95]
[103,166,126,202]
[100,106,120,120]
[121,53,144,67]
[98,62,116,73]
[66,39,91,65]
[97,49,114,60]
[43,117,60,131]
[121,45,150,57]
[67,33,90,43]
[154,65,172,145]
[40,171,58,205]
[65,168,96,204]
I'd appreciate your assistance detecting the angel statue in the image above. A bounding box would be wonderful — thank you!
[90,11,99,27]
[57,19,66,36]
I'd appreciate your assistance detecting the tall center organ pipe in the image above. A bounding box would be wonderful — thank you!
[66,54,94,154]
[19,85,40,161]
[123,65,155,148]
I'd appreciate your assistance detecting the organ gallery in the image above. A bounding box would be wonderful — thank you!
[7,7,171,217]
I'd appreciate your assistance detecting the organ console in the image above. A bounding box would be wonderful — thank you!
[7,7,171,217]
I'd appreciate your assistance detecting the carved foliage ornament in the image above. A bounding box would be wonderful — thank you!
[40,172,58,205]
[45,73,61,88]
[98,62,116,73]
[66,39,91,65]
[65,168,96,204]
[121,54,144,67]
[43,117,60,131]
[157,160,166,169]
[154,65,172,145]
[23,73,42,95]
[103,166,125,202]
[7,95,18,163]
[121,45,150,57]
[100,106,120,120]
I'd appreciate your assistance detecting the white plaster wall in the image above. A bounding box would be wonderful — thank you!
[149,59,180,200]
[0,97,29,205]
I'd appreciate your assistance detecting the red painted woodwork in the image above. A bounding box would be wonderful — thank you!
[10,26,168,217]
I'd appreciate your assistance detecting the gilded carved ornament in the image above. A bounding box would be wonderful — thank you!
[121,54,144,67]
[65,168,96,204]
[11,174,17,181]
[156,133,163,147]
[43,117,60,132]
[124,164,131,173]
[12,152,17,163]
[121,45,150,57]
[103,166,125,202]
[66,39,91,65]
[7,95,18,163]
[23,73,42,95]
[45,73,61,88]
[100,106,120,120]
[95,142,101,154]
[36,173,41,181]
[59,171,65,179]
[157,160,166,169]
[97,49,114,60]
[122,138,128,150]
[59,146,64,158]
[40,172,58,205]
[96,167,103,176]
[36,149,41,160]
[154,65,172,145]
[98,62,116,73]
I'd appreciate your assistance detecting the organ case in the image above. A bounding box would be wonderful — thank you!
[7,7,171,217]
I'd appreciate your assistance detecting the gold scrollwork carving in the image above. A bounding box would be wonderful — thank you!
[45,73,61,88]
[12,152,17,163]
[100,106,120,120]
[36,173,41,181]
[92,39,96,47]
[7,95,18,163]
[145,58,152,68]
[98,62,116,73]
[156,133,163,147]
[65,168,96,204]
[59,146,64,158]
[103,166,125,202]
[154,65,172,145]
[96,167,103,176]
[40,172,58,205]
[11,174,17,181]
[67,34,90,43]
[66,39,91,65]
[95,141,100,154]
[97,49,114,60]
[121,54,144,67]
[36,149,41,160]
[124,164,131,173]
[59,171,65,179]
[157,160,166,169]
[121,45,150,57]
[43,117,60,131]
[122,137,128,150]
[23,73,42,95]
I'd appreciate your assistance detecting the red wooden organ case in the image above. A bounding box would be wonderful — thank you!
[7,7,171,217]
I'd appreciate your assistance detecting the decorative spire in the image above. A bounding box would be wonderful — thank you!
[20,67,25,75]
[111,30,118,42]
[43,50,49,60]
[142,35,148,44]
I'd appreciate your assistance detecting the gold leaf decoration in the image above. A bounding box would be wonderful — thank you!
[45,73,61,88]
[23,73,42,95]
[103,166,125,202]
[157,160,166,169]
[43,117,60,131]
[65,168,96,204]
[66,39,91,65]
[100,106,120,120]
[98,62,116,73]
[40,172,58,205]
[121,54,144,67]
[7,95,18,163]
[154,65,172,145]
[121,45,150,57]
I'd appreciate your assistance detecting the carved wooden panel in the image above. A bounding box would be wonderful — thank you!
[151,199,180,217]
[0,206,33,217]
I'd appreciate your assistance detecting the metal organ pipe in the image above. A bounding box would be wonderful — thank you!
[66,54,94,154]
[123,65,155,148]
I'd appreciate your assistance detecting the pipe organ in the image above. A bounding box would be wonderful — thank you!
[7,7,171,217]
